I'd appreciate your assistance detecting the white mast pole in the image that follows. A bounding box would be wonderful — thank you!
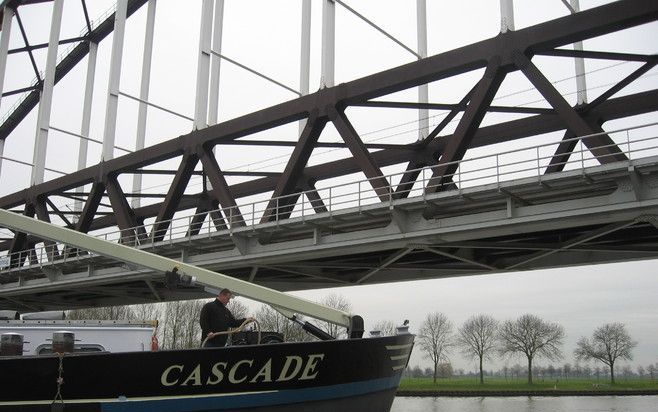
[208,0,225,126]
[416,0,428,141]
[74,41,98,219]
[101,0,128,162]
[132,0,157,209]
[31,0,64,185]
[0,208,352,328]
[321,0,335,89]
[299,0,311,134]
[0,6,15,179]
[194,0,213,130]
[500,0,515,32]
[571,0,588,105]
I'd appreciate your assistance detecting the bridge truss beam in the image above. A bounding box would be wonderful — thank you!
[0,0,657,307]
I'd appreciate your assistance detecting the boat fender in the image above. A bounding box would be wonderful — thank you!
[151,334,159,351]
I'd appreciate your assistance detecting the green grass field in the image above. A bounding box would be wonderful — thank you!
[399,377,658,393]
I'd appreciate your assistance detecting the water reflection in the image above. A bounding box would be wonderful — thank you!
[391,396,657,412]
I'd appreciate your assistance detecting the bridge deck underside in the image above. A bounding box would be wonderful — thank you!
[2,157,658,311]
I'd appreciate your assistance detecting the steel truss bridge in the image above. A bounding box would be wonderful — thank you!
[0,0,657,311]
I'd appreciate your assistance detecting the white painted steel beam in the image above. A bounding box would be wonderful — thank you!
[0,6,14,178]
[30,0,64,185]
[209,51,301,97]
[321,0,335,88]
[194,0,213,130]
[334,0,419,59]
[570,0,588,105]
[102,0,128,161]
[500,0,515,32]
[50,126,132,153]
[417,0,428,140]
[0,209,352,328]
[208,0,224,126]
[299,0,311,135]
[75,41,98,218]
[132,0,157,209]
[118,92,193,122]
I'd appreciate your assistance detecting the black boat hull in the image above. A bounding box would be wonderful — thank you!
[0,334,414,411]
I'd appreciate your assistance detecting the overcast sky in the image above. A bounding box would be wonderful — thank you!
[1,0,657,372]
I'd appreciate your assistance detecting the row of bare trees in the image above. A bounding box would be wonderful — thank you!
[407,362,658,381]
[418,312,637,385]
[67,294,351,349]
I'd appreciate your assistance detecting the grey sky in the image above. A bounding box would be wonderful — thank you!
[1,0,657,373]
[290,260,658,371]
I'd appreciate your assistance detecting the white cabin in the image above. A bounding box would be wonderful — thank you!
[0,311,157,355]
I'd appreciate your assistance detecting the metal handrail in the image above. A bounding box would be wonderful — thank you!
[2,122,658,271]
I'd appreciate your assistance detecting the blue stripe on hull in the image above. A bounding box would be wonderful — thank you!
[101,375,402,412]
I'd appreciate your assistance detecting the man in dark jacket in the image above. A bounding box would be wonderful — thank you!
[199,288,253,347]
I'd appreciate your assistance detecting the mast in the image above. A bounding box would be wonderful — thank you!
[0,209,363,336]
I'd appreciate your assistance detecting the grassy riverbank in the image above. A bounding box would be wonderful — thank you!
[398,377,658,396]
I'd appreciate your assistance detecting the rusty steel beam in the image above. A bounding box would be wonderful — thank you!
[197,146,245,227]
[34,198,60,261]
[514,51,627,164]
[105,177,141,244]
[586,59,658,111]
[151,153,200,242]
[330,107,391,201]
[261,111,327,223]
[425,60,506,192]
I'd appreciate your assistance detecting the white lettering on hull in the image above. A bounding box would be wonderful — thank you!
[160,354,325,387]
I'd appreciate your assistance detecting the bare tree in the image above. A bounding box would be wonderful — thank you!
[574,322,637,384]
[498,314,564,384]
[319,294,352,338]
[637,365,645,378]
[67,305,135,320]
[371,320,397,336]
[161,300,186,349]
[161,300,206,349]
[181,300,205,348]
[130,303,161,321]
[457,314,498,384]
[418,312,454,383]
[227,300,249,320]
[255,305,310,342]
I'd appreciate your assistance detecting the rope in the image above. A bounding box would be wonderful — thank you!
[201,318,260,348]
[51,353,64,406]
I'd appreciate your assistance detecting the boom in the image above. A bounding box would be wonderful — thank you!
[0,209,354,330]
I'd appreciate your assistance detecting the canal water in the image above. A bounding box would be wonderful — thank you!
[391,395,657,411]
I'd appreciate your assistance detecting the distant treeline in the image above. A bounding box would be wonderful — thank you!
[413,312,644,385]
[68,297,652,386]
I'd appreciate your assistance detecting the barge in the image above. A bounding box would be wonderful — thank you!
[0,209,414,411]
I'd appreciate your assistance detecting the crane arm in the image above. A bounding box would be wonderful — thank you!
[0,209,355,330]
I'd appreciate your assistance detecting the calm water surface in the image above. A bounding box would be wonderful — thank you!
[391,396,657,412]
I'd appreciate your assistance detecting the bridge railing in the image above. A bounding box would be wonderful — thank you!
[2,121,658,273]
